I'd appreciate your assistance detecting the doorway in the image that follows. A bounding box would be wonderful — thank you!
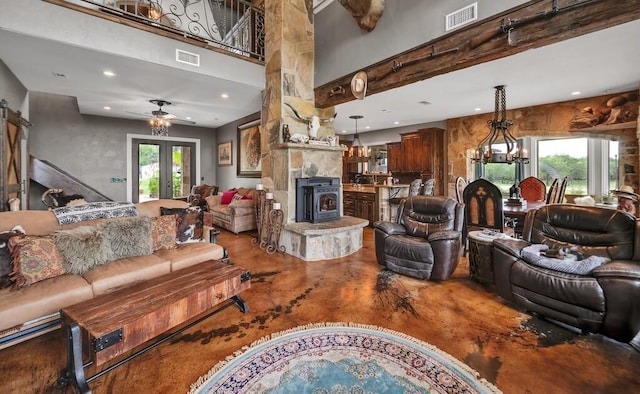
[130,138,197,203]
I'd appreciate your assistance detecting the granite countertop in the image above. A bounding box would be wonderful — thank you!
[343,184,410,193]
[343,185,376,193]
[375,184,410,188]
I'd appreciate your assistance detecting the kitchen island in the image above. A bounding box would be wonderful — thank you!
[343,184,410,225]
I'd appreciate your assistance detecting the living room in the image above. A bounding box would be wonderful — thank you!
[1,0,640,392]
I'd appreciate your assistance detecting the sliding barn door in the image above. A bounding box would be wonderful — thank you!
[0,99,30,211]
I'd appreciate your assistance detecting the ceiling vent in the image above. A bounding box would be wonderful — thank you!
[176,49,200,67]
[445,3,478,32]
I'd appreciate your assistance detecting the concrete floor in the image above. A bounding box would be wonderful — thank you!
[1,228,639,393]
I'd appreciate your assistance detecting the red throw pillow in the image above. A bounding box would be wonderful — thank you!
[221,191,237,204]
[241,194,253,200]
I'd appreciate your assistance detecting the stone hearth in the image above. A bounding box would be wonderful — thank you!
[282,216,369,261]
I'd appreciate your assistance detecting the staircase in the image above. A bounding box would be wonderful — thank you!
[29,156,111,202]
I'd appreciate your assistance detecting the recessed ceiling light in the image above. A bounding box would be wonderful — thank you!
[221,93,229,99]
[474,107,482,112]
[342,130,347,133]
[571,91,582,96]
[103,70,116,77]
[393,121,400,125]
[103,106,111,110]
[365,126,370,129]
[186,116,192,120]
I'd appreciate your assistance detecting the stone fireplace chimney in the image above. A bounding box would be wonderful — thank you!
[261,1,342,224]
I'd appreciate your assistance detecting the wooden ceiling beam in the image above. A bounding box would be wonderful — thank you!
[315,0,640,108]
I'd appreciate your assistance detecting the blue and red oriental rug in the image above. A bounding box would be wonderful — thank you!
[189,322,501,394]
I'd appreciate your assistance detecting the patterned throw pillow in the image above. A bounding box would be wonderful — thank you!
[151,215,177,250]
[232,193,244,202]
[160,207,204,244]
[9,235,66,289]
[0,226,26,289]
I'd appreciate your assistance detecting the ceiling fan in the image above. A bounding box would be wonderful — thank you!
[127,99,197,126]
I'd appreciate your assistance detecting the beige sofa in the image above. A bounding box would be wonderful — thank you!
[0,199,225,349]
[205,188,258,234]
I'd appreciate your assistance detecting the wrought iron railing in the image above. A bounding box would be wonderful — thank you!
[55,0,265,61]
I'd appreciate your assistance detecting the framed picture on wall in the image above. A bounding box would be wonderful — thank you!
[217,141,232,166]
[237,119,261,177]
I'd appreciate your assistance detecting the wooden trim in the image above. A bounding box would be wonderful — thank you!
[315,0,640,108]
[570,121,638,133]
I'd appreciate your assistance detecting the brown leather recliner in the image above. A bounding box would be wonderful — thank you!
[374,196,464,281]
[493,204,640,349]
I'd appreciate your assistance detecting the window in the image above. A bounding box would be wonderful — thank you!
[477,137,618,198]
[535,137,617,197]
[537,138,588,195]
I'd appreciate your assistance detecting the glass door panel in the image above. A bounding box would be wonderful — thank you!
[132,139,196,203]
[136,142,160,202]
[171,145,193,199]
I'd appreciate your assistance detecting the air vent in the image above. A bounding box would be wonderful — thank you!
[175,49,200,67]
[445,3,477,32]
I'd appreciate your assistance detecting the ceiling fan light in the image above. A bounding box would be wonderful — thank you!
[150,115,171,136]
[149,99,172,137]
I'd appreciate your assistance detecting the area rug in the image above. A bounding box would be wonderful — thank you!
[189,322,501,394]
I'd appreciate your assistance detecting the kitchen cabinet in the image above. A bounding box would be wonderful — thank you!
[387,142,401,173]
[343,190,375,226]
[392,128,445,195]
[400,132,422,172]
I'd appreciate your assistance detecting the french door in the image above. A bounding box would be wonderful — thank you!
[131,139,196,203]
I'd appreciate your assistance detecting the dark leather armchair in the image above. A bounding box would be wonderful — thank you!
[493,204,640,349]
[374,196,464,281]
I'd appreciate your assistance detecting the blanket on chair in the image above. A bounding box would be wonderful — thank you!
[53,202,137,225]
[521,244,610,275]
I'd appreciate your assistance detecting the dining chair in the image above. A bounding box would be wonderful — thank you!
[463,178,505,233]
[455,176,467,203]
[546,177,567,204]
[519,176,546,202]
[557,177,568,203]
[409,179,423,196]
[545,178,559,204]
[422,179,436,196]
[462,178,512,252]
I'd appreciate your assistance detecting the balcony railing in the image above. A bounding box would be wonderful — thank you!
[52,0,265,62]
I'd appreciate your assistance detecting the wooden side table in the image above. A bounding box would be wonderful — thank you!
[468,230,510,285]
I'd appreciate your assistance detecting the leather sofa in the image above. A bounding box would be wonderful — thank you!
[205,188,257,233]
[374,196,464,281]
[492,204,640,349]
[0,199,225,349]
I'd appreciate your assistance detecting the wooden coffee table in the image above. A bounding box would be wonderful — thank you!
[58,259,251,393]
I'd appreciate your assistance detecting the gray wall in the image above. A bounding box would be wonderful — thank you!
[314,0,527,85]
[214,112,261,191]
[29,92,217,203]
[0,59,28,115]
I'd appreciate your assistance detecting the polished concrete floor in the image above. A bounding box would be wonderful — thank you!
[1,228,639,393]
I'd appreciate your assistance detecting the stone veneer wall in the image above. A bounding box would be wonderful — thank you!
[261,0,338,224]
[446,90,640,197]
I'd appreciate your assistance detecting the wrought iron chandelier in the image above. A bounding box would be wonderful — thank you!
[472,85,529,165]
[149,99,171,137]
